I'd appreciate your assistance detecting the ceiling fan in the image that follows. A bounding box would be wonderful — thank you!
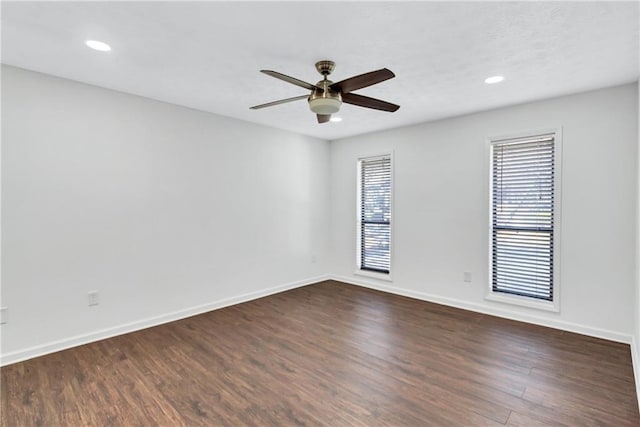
[250,60,400,123]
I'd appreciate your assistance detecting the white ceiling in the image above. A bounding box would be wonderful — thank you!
[2,1,638,140]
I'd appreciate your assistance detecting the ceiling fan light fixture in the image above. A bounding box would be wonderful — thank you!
[309,97,342,114]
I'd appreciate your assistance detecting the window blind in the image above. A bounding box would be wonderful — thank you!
[492,135,555,301]
[360,156,391,273]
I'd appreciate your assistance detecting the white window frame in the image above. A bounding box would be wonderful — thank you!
[486,128,562,312]
[355,152,394,282]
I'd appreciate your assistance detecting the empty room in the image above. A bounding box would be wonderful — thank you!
[1,1,639,425]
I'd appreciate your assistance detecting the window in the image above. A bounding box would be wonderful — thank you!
[489,131,560,308]
[358,155,392,275]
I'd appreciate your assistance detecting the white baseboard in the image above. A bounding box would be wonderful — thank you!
[0,274,330,367]
[632,336,640,410]
[330,274,633,344]
[2,274,633,367]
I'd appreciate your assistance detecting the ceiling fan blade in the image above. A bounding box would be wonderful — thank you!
[261,70,322,91]
[250,95,309,110]
[342,93,400,112]
[330,68,395,94]
[317,114,331,124]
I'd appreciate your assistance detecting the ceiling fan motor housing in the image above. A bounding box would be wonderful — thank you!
[308,80,342,114]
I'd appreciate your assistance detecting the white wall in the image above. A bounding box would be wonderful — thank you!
[330,83,638,341]
[0,65,330,364]
[635,80,640,406]
[2,64,638,368]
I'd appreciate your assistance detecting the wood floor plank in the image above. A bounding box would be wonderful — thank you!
[1,280,638,425]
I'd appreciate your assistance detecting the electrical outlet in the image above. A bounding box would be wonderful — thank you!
[463,272,472,283]
[0,307,7,324]
[88,291,100,307]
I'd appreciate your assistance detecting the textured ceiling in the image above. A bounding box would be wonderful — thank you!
[2,1,638,140]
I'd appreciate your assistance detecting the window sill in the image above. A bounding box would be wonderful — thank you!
[354,269,393,282]
[485,292,559,312]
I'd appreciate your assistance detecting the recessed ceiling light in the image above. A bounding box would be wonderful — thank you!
[85,40,111,52]
[330,117,342,122]
[484,75,504,84]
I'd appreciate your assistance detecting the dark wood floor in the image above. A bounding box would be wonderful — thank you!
[1,280,638,426]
